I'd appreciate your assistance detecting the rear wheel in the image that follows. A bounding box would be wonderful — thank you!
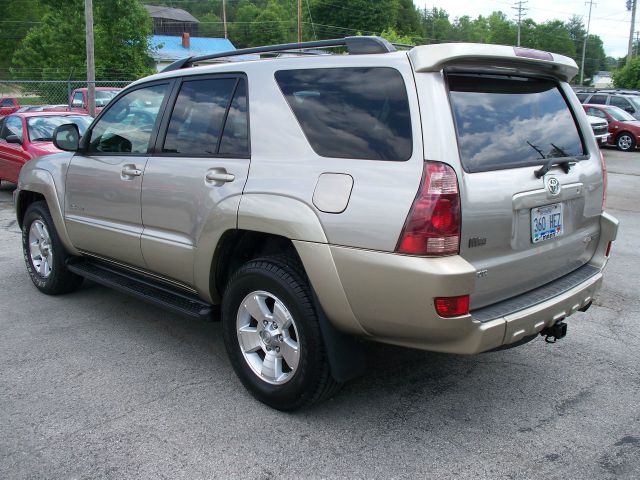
[21,201,83,295]
[221,256,339,411]
[616,132,636,152]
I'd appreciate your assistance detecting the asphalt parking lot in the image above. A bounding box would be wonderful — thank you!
[1,148,639,479]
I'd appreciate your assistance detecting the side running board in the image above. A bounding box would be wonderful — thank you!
[67,260,214,321]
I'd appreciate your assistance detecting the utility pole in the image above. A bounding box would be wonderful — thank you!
[297,0,302,42]
[628,0,637,61]
[580,0,595,85]
[222,0,228,39]
[512,1,528,47]
[636,30,640,56]
[84,0,95,118]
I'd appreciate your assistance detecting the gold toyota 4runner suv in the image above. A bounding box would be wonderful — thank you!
[14,37,618,410]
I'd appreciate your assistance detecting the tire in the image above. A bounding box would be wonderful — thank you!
[222,255,340,411]
[21,201,83,295]
[616,132,636,152]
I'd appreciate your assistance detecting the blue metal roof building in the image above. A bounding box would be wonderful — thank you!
[149,35,237,71]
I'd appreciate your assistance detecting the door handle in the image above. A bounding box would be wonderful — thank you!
[205,171,235,183]
[121,166,142,177]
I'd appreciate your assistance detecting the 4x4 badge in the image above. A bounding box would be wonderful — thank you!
[546,177,561,196]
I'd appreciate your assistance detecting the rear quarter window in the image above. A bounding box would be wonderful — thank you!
[448,74,585,173]
[275,67,412,161]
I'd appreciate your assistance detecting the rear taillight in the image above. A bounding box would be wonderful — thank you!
[600,150,607,211]
[396,162,461,256]
[434,295,470,318]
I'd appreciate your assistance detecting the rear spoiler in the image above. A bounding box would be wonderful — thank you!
[408,43,579,82]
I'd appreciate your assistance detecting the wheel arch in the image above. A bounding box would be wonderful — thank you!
[16,169,80,256]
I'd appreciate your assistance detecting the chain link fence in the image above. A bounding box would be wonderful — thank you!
[0,80,132,107]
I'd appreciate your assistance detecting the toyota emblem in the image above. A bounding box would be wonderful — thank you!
[546,177,561,196]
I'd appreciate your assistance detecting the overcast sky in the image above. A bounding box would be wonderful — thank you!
[414,0,632,59]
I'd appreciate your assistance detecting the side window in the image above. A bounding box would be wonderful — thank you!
[589,94,607,105]
[610,96,633,111]
[275,67,412,161]
[162,77,237,155]
[576,93,589,102]
[0,98,14,107]
[219,80,249,156]
[71,92,84,107]
[4,116,24,140]
[88,83,168,154]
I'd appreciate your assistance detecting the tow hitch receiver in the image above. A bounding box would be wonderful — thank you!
[540,321,567,343]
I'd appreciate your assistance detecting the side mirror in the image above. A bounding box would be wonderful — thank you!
[52,123,80,151]
[6,134,22,145]
[625,107,635,114]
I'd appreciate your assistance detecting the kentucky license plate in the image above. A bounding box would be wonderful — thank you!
[531,203,563,243]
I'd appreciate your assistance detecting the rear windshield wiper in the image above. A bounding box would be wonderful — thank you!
[534,143,572,178]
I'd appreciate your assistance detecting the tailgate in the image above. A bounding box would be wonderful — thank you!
[446,73,604,309]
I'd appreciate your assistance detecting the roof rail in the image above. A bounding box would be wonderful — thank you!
[161,36,397,72]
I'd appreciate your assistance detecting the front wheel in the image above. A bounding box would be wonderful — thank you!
[617,132,636,152]
[21,201,83,295]
[221,256,339,411]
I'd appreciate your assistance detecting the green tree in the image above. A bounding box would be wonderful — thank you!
[199,12,223,38]
[0,0,42,74]
[379,27,413,46]
[531,20,576,58]
[12,0,154,82]
[613,57,640,89]
[421,7,452,43]
[311,0,398,38]
[392,0,422,38]
[451,15,488,43]
[486,11,515,45]
[250,0,290,46]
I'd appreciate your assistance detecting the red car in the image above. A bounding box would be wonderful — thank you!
[583,103,640,152]
[69,87,121,115]
[0,112,92,185]
[0,97,20,118]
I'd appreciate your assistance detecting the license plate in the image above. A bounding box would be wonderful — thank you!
[531,203,563,243]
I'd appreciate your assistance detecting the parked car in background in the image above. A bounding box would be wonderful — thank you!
[583,103,640,152]
[0,112,92,184]
[68,87,121,115]
[0,97,20,118]
[586,114,610,145]
[576,90,640,120]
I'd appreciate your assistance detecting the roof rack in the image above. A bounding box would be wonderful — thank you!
[161,36,397,72]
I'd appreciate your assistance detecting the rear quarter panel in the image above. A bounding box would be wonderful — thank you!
[239,53,424,252]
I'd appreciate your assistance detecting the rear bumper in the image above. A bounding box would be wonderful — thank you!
[318,212,618,354]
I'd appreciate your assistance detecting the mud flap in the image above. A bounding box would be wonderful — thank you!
[312,291,366,383]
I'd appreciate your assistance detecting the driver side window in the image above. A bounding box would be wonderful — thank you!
[88,83,168,154]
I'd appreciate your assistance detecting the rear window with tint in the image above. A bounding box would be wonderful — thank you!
[448,74,585,173]
[275,67,412,161]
